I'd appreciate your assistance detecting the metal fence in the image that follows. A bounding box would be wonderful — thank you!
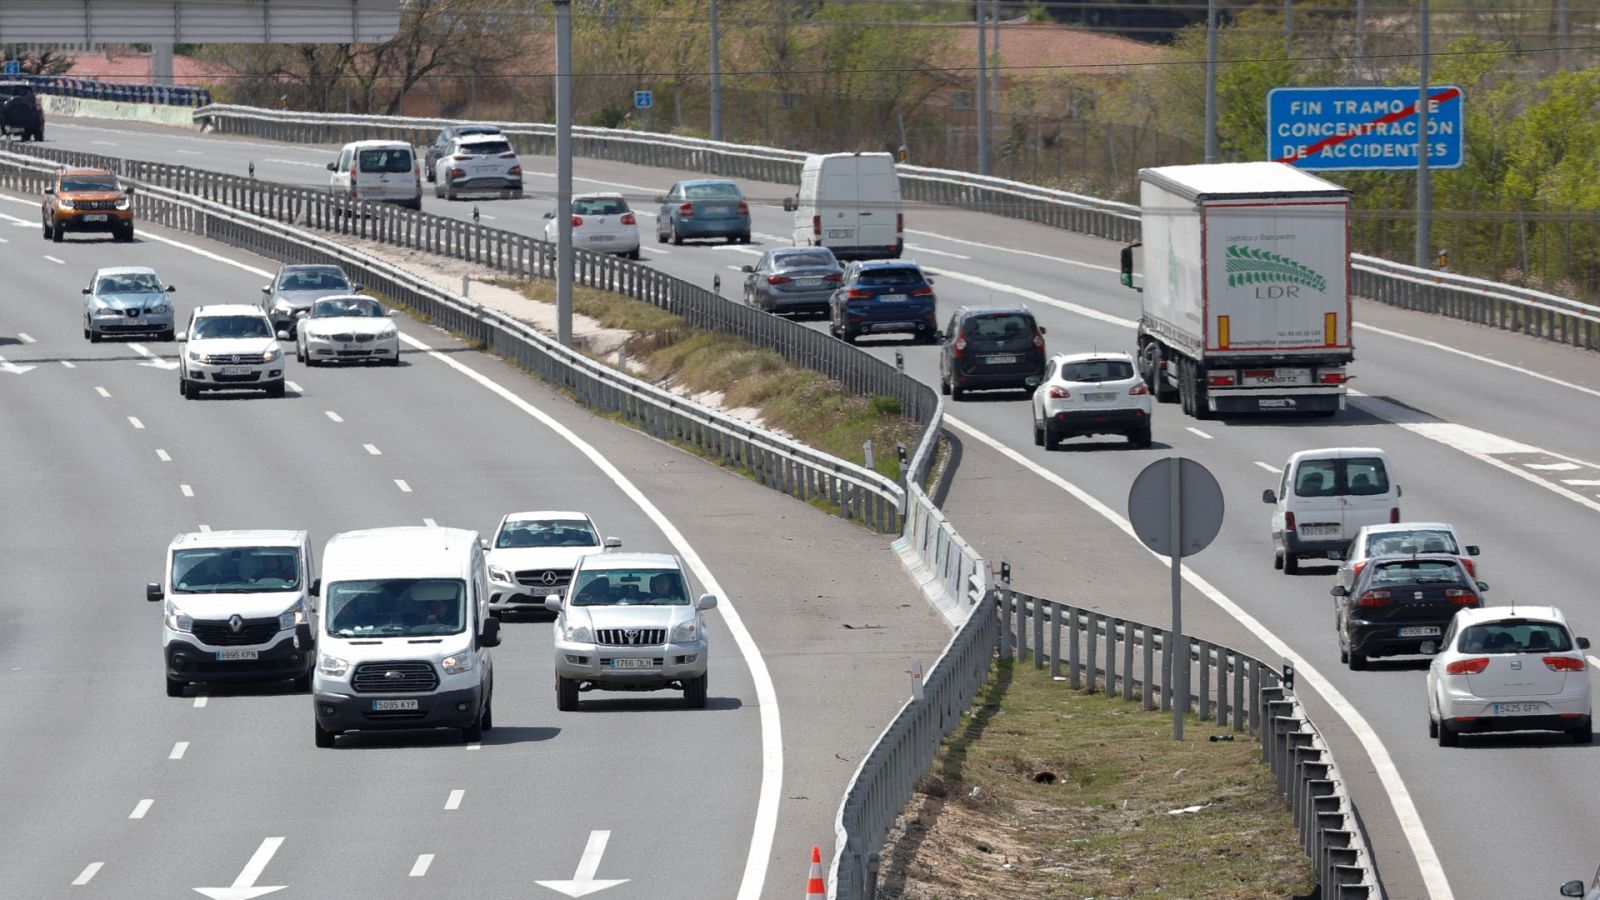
[24,74,211,108]
[189,104,1600,351]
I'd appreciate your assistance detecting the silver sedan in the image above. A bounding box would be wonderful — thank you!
[742,247,842,316]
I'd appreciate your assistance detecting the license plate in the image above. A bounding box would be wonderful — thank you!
[1243,368,1312,386]
[878,294,906,302]
[1299,524,1340,536]
[1397,626,1441,637]
[83,214,108,222]
[611,658,655,669]
[826,229,853,239]
[796,278,821,287]
[709,206,731,215]
[1083,391,1116,401]
[372,699,419,711]
[529,585,561,596]
[1492,702,1544,715]
[215,649,258,661]
[220,366,249,376]
[985,355,1019,365]
[589,234,613,241]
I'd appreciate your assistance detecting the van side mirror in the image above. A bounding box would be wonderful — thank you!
[543,211,554,219]
[166,285,176,292]
[1120,242,1141,291]
[125,186,136,196]
[1560,880,1585,898]
[1466,545,1479,556]
[1327,549,1344,561]
[310,578,321,596]
[697,593,719,610]
[261,285,271,294]
[44,185,54,195]
[146,582,163,602]
[326,161,337,171]
[740,265,753,273]
[603,537,622,550]
[543,595,563,613]
[479,616,501,648]
[1475,581,1489,592]
[1330,585,1348,597]
[782,197,796,212]
[175,331,187,342]
[275,330,291,341]
[81,287,92,294]
[1262,489,1277,504]
[294,622,314,651]
[1579,637,1592,651]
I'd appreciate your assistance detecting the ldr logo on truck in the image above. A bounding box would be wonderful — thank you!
[1225,245,1327,298]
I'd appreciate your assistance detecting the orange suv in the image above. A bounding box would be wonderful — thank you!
[42,167,135,243]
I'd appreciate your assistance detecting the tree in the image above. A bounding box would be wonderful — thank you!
[1,46,73,76]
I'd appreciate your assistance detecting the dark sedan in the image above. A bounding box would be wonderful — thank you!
[742,247,842,315]
[1332,555,1486,670]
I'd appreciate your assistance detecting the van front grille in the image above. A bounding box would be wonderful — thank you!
[351,660,439,693]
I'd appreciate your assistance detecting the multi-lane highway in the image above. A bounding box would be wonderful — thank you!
[0,179,954,898]
[18,116,1600,899]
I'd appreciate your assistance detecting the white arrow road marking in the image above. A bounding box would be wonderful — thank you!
[0,353,35,375]
[193,836,287,900]
[128,342,179,370]
[536,830,628,897]
[71,862,103,886]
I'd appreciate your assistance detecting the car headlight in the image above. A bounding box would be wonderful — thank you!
[96,306,124,317]
[187,351,201,362]
[442,653,473,674]
[670,620,702,643]
[278,601,305,631]
[57,197,74,210]
[261,345,280,363]
[305,331,329,344]
[488,565,511,583]
[318,654,349,677]
[272,298,293,311]
[148,304,168,314]
[564,624,593,643]
[115,197,130,210]
[163,602,193,633]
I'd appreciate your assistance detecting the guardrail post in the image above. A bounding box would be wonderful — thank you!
[1084,612,1098,693]
[1031,597,1044,670]
[1198,640,1212,722]
[1048,603,1061,679]
[1103,618,1116,698]
[1141,625,1155,710]
[1121,624,1134,702]
[1066,607,1081,690]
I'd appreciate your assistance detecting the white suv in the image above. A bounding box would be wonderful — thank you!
[1031,351,1153,449]
[546,552,716,710]
[433,134,523,200]
[178,305,288,399]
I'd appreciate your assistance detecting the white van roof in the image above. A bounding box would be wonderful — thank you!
[804,151,896,165]
[322,526,479,580]
[169,529,307,550]
[1286,447,1390,465]
[341,139,413,150]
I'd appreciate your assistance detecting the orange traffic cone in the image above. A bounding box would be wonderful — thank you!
[806,845,825,897]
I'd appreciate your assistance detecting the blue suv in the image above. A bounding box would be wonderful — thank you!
[828,261,938,344]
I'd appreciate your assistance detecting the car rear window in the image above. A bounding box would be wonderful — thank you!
[963,314,1033,338]
[1364,529,1458,556]
[1058,360,1134,382]
[684,182,740,199]
[573,197,630,216]
[460,139,512,155]
[1293,459,1339,497]
[774,251,837,269]
[357,148,413,173]
[0,84,33,99]
[856,268,923,286]
[1345,457,1389,495]
[1458,620,1572,653]
[1370,560,1467,586]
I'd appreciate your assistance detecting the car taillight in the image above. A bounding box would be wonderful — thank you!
[620,213,636,225]
[1033,329,1045,350]
[571,215,584,227]
[1445,657,1489,675]
[767,275,791,285]
[1208,374,1235,387]
[1129,382,1149,396]
[1048,386,1071,399]
[952,335,967,357]
[452,154,472,161]
[1443,589,1478,606]
[1356,590,1391,607]
[737,201,749,216]
[910,286,934,297]
[1460,558,1475,577]
[679,202,694,217]
[450,168,466,179]
[1390,507,1401,524]
[509,165,523,177]
[812,215,821,236]
[499,152,517,159]
[846,288,872,299]
[1320,372,1347,384]
[1351,561,1367,578]
[1545,656,1586,672]
[823,273,842,282]
[1285,511,1296,532]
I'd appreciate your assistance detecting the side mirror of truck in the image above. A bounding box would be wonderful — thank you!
[146,582,163,602]
[1262,489,1277,504]
[1120,242,1142,292]
[782,197,796,212]
[479,616,501,648]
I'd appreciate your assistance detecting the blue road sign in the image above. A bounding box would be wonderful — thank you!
[633,90,652,110]
[3,60,19,77]
[1267,85,1464,171]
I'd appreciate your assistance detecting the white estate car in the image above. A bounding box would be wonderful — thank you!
[177,304,288,399]
[1330,522,1480,592]
[1031,351,1152,449]
[1429,606,1592,746]
[432,133,523,201]
[546,552,716,710]
[485,511,620,616]
[294,294,400,367]
[544,192,641,260]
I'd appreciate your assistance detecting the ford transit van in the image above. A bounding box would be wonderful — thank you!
[785,152,902,260]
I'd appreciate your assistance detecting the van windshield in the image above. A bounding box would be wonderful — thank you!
[325,578,466,637]
[569,569,688,607]
[358,148,413,173]
[173,547,300,593]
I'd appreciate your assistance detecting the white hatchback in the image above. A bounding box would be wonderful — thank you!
[432,134,523,200]
[1030,351,1152,449]
[1428,605,1592,746]
[545,192,641,260]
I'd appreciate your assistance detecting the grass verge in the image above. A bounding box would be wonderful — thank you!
[876,661,1316,899]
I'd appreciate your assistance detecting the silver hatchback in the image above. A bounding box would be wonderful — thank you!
[83,266,175,342]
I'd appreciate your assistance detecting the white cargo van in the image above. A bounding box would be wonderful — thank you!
[306,526,499,747]
[327,139,423,210]
[1263,447,1400,574]
[784,152,902,260]
[147,530,316,697]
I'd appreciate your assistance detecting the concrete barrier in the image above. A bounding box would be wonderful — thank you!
[42,95,200,130]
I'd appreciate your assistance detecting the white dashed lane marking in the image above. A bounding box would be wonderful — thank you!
[444,790,464,811]
[70,862,103,886]
[410,854,434,877]
[180,484,195,498]
[128,417,144,430]
[1254,461,1281,474]
[395,479,412,493]
[364,444,381,455]
[129,799,153,819]
[59,360,74,368]
[169,742,188,760]
[422,518,437,527]
[43,255,64,265]
[1527,462,1582,471]
[193,694,208,708]
[156,449,171,462]
[18,333,34,343]
[325,411,343,423]
[1186,427,1213,440]
[95,386,110,398]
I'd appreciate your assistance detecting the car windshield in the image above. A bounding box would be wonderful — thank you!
[569,568,688,606]
[357,148,412,173]
[965,314,1033,338]
[1059,360,1134,382]
[573,197,629,216]
[1365,530,1459,557]
[192,315,272,339]
[496,519,599,549]
[774,251,837,269]
[311,297,382,318]
[684,182,740,199]
[61,175,119,192]
[460,139,513,155]
[1370,560,1468,586]
[279,269,349,292]
[97,273,162,294]
[326,578,466,637]
[1458,620,1572,653]
[856,268,922,286]
[173,547,300,593]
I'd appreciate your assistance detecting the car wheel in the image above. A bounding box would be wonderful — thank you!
[160,328,175,342]
[627,248,641,261]
[1283,553,1299,575]
[266,380,286,399]
[182,377,199,400]
[314,720,337,748]
[41,219,51,240]
[951,384,966,401]
[1347,648,1367,671]
[670,221,683,246]
[1273,551,1284,571]
[434,183,444,199]
[1437,722,1458,747]
[1033,418,1044,446]
[1428,716,1438,738]
[481,696,494,731]
[657,225,668,244]
[461,708,485,743]
[51,221,63,243]
[165,676,184,698]
[737,232,751,245]
[683,673,708,709]
[295,342,305,363]
[291,670,312,693]
[1339,646,1349,664]
[445,187,457,201]
[88,328,102,344]
[940,376,951,397]
[117,223,135,243]
[1130,425,1152,449]
[384,355,401,368]
[556,676,579,712]
[841,326,858,345]
[1044,425,1061,451]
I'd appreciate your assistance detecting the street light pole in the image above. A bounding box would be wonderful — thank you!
[709,0,723,141]
[1414,0,1431,269]
[976,4,989,175]
[1204,0,1218,163]
[554,0,574,346]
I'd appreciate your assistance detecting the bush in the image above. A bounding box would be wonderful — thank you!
[870,395,903,417]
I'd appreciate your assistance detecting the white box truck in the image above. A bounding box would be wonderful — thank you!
[1119,162,1353,418]
[783,152,903,260]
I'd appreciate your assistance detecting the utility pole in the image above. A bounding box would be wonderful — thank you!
[976,3,989,175]
[1557,0,1569,70]
[1355,0,1367,80]
[151,43,174,85]
[1204,0,1218,163]
[1414,0,1431,270]
[990,0,1000,139]
[1284,0,1294,59]
[709,0,723,141]
[554,0,574,346]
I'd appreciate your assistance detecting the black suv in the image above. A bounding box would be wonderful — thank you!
[0,81,43,142]
[424,124,503,182]
[938,305,1046,399]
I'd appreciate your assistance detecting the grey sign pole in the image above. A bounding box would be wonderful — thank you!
[1168,457,1184,739]
[709,0,723,142]
[554,0,574,347]
[1414,0,1431,269]
[1204,0,1218,164]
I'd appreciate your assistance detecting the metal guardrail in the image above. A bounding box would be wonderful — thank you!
[189,104,1600,351]
[23,74,211,108]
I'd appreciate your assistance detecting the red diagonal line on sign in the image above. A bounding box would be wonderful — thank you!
[1274,87,1463,165]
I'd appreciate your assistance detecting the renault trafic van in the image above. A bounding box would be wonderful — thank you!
[306,526,499,747]
[327,140,423,210]
[147,530,315,697]
[1263,447,1400,574]
[784,152,903,260]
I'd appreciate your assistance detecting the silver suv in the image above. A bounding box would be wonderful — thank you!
[545,552,716,710]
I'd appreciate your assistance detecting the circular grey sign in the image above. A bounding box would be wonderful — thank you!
[1127,457,1224,558]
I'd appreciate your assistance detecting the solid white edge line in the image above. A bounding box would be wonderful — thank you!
[1354,320,1600,401]
[945,413,1454,900]
[410,854,434,877]
[70,862,103,886]
[129,799,153,819]
[444,789,464,811]
[1254,461,1282,474]
[904,228,1123,273]
[397,332,782,900]
[169,741,188,760]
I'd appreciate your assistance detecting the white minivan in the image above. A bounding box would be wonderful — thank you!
[784,152,902,260]
[327,139,423,210]
[1263,447,1400,574]
[306,526,499,747]
[148,530,316,697]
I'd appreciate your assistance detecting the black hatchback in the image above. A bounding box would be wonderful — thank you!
[1332,555,1486,670]
[939,306,1046,399]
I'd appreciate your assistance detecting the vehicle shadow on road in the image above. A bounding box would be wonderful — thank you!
[481,725,561,746]
[1447,731,1600,751]
[574,695,743,713]
[1050,438,1170,452]
[1353,658,1433,673]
